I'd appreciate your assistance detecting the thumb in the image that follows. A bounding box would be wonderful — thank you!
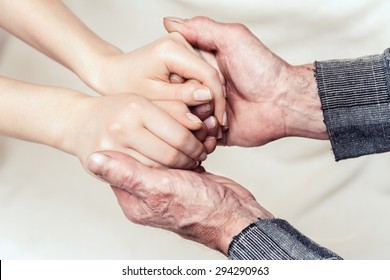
[163,16,223,51]
[151,81,213,106]
[86,151,153,199]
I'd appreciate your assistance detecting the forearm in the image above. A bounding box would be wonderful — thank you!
[0,0,121,87]
[0,76,85,154]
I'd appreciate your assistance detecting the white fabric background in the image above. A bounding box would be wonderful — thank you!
[0,0,389,259]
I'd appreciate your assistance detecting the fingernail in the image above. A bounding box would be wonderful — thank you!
[87,153,111,176]
[198,103,211,114]
[199,152,208,161]
[217,127,223,139]
[204,116,216,129]
[205,136,216,142]
[223,84,227,98]
[222,111,228,128]
[194,88,212,101]
[165,16,185,23]
[186,112,202,123]
[169,73,184,84]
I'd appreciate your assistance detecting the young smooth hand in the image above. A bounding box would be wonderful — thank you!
[0,1,226,127]
[65,93,209,169]
[85,32,227,129]
[0,77,208,170]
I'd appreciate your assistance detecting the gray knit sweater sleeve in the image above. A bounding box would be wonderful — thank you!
[228,219,342,260]
[315,49,390,161]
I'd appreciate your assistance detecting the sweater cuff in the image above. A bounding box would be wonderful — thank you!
[315,49,390,161]
[227,219,342,260]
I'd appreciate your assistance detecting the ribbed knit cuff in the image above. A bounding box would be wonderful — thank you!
[227,219,342,260]
[315,49,390,161]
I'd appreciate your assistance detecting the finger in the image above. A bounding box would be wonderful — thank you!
[217,129,228,146]
[167,32,226,91]
[122,148,164,169]
[169,77,211,106]
[204,136,217,154]
[150,78,214,107]
[196,49,226,86]
[204,116,218,138]
[158,36,226,127]
[163,16,222,52]
[193,121,218,154]
[202,116,218,154]
[193,123,207,142]
[153,100,203,131]
[153,101,212,154]
[129,129,200,169]
[143,105,206,161]
[183,78,201,85]
[169,73,185,84]
[87,151,156,199]
[191,123,213,155]
[169,33,225,108]
[167,31,201,57]
[151,100,208,156]
[164,18,228,127]
[190,122,216,154]
[191,102,214,121]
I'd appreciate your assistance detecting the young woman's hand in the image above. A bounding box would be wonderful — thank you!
[82,33,226,128]
[64,93,208,169]
[0,2,226,127]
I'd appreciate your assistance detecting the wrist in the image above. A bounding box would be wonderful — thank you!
[0,78,88,155]
[278,64,328,140]
[51,92,91,157]
[73,44,123,95]
[217,204,274,255]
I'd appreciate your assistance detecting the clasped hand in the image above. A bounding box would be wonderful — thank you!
[67,32,224,169]
[87,16,327,256]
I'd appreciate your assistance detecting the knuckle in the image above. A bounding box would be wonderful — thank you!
[175,130,193,147]
[231,23,249,33]
[126,95,148,112]
[155,37,178,54]
[173,87,185,102]
[96,137,115,152]
[171,100,188,113]
[107,121,124,138]
[175,131,203,160]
